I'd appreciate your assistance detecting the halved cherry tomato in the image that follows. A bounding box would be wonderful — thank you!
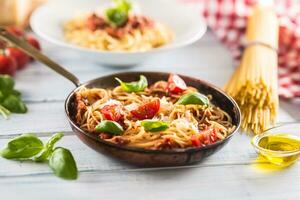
[5,47,30,69]
[167,74,187,94]
[0,54,17,76]
[26,36,41,51]
[6,26,24,37]
[100,104,123,122]
[131,99,160,120]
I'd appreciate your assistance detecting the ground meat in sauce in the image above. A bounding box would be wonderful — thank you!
[85,14,154,38]
[112,136,130,145]
[75,93,87,124]
[154,138,179,150]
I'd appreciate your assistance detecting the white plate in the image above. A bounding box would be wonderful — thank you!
[30,0,206,66]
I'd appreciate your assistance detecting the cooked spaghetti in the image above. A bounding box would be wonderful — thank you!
[64,1,173,52]
[74,74,235,150]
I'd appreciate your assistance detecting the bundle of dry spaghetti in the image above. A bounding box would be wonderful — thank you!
[224,4,279,134]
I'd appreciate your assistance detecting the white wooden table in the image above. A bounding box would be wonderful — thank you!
[1,31,300,200]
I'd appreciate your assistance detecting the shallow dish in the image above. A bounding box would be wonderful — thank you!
[252,122,300,167]
[30,0,207,66]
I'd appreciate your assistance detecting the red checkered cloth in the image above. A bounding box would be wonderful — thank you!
[182,0,300,98]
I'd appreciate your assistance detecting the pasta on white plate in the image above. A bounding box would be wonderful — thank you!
[64,0,173,52]
[74,74,235,150]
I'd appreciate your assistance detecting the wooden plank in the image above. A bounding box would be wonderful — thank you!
[0,162,299,200]
[0,101,71,135]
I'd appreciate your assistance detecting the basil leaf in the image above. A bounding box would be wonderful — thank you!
[176,92,209,106]
[115,75,148,92]
[11,89,21,98]
[2,94,27,113]
[106,8,128,27]
[105,0,132,27]
[49,147,78,180]
[95,120,124,135]
[0,90,4,102]
[141,120,169,132]
[0,75,14,92]
[35,133,64,162]
[0,134,43,159]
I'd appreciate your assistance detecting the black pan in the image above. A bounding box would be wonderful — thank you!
[0,28,241,167]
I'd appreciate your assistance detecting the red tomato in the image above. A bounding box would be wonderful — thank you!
[209,129,219,143]
[131,99,160,120]
[6,26,24,37]
[0,55,17,76]
[26,36,41,51]
[101,104,123,121]
[199,129,219,145]
[167,74,187,94]
[191,135,203,147]
[5,47,30,69]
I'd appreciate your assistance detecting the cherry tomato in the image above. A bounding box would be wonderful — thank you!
[0,55,17,76]
[131,99,160,120]
[191,135,203,147]
[167,74,187,94]
[26,36,41,51]
[100,104,123,122]
[6,26,24,37]
[5,47,30,69]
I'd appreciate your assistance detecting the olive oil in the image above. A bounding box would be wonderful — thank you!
[257,134,300,167]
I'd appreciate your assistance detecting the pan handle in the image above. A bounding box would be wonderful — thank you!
[0,28,81,87]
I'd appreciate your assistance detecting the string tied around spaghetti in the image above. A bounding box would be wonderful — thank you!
[244,41,278,53]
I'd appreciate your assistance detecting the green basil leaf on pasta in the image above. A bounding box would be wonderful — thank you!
[49,147,78,180]
[105,8,128,27]
[35,132,64,162]
[115,75,148,92]
[0,134,43,159]
[141,120,169,132]
[95,120,124,135]
[176,92,209,106]
[105,0,132,27]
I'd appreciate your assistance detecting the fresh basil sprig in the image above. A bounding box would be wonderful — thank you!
[96,120,124,135]
[176,92,209,106]
[115,75,148,93]
[0,75,27,119]
[0,132,78,180]
[141,120,169,132]
[49,147,78,180]
[105,0,132,27]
